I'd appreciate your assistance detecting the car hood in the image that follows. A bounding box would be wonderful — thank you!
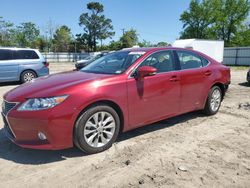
[4,71,112,102]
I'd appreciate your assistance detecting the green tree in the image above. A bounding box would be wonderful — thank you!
[210,0,250,45]
[79,2,115,51]
[0,17,14,46]
[14,22,40,47]
[33,37,47,51]
[180,0,250,46]
[52,25,72,52]
[120,29,138,48]
[180,0,213,39]
[231,24,250,46]
[108,40,122,50]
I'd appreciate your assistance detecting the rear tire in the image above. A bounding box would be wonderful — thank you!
[203,86,222,115]
[20,70,37,83]
[74,104,120,154]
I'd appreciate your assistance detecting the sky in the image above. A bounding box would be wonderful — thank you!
[0,0,191,44]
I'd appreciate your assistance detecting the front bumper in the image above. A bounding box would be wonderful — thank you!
[1,102,77,150]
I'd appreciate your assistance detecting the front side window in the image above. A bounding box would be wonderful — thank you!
[0,49,13,60]
[13,50,39,60]
[139,51,175,73]
[81,51,144,74]
[177,51,204,70]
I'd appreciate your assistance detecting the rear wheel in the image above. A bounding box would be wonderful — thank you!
[203,86,222,115]
[21,70,37,83]
[74,104,120,154]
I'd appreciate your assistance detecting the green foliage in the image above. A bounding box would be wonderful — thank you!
[231,25,250,46]
[139,40,168,47]
[180,0,250,46]
[52,25,72,52]
[79,2,115,51]
[0,17,14,46]
[120,29,138,48]
[15,22,40,47]
[180,0,213,39]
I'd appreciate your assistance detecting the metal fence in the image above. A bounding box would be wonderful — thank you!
[224,47,250,66]
[42,52,89,62]
[42,47,250,66]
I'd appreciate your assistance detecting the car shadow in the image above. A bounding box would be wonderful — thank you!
[0,81,20,87]
[0,111,205,165]
[238,82,250,87]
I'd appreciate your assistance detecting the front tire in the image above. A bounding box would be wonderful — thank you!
[74,104,120,154]
[203,86,222,115]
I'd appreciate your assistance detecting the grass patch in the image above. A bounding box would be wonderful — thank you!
[228,66,249,70]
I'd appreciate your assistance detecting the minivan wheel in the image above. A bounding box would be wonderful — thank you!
[203,86,222,115]
[74,105,120,154]
[21,70,37,83]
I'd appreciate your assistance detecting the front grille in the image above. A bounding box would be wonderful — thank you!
[2,100,17,115]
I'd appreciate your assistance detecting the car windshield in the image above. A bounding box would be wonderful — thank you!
[80,51,145,74]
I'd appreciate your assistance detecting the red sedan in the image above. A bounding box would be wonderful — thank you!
[1,47,230,154]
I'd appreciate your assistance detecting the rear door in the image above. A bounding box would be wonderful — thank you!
[0,49,19,82]
[175,50,212,113]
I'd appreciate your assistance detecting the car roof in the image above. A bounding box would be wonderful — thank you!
[0,47,38,51]
[120,47,196,53]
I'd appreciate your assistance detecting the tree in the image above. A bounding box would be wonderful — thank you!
[180,0,250,46]
[180,0,213,39]
[156,42,168,47]
[79,2,115,51]
[33,37,47,51]
[0,17,14,46]
[210,0,250,45]
[52,25,72,52]
[231,24,250,46]
[120,29,138,48]
[15,22,40,47]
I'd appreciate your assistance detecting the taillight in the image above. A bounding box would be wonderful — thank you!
[43,61,49,67]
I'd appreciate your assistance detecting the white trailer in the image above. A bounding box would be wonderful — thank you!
[172,39,224,63]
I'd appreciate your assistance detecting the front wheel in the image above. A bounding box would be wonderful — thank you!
[203,86,222,115]
[74,104,120,154]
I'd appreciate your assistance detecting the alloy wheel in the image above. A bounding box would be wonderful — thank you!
[210,88,221,112]
[84,111,116,148]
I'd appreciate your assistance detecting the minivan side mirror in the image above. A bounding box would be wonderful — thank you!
[136,66,157,79]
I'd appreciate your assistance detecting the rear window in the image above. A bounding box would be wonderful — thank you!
[0,49,13,60]
[13,50,39,60]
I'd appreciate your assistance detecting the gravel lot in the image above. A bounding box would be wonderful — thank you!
[0,63,249,188]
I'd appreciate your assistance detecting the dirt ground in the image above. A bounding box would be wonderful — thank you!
[0,63,249,188]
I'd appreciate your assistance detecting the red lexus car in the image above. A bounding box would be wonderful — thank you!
[1,47,230,154]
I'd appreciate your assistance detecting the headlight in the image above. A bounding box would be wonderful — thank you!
[18,95,68,111]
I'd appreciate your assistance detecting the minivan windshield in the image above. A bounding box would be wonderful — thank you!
[80,51,144,74]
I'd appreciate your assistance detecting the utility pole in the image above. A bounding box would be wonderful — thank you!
[121,28,125,36]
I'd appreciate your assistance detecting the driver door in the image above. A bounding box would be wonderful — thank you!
[126,50,181,129]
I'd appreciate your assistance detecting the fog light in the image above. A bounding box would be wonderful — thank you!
[38,132,47,140]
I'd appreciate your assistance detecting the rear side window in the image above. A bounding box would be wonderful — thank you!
[13,50,39,60]
[177,51,203,70]
[0,49,13,60]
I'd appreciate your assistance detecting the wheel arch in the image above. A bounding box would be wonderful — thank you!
[74,100,125,133]
[211,82,226,99]
[19,69,38,80]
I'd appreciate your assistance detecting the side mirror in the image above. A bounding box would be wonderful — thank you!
[136,66,157,79]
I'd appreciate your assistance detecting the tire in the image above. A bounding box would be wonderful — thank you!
[203,86,222,115]
[20,70,37,83]
[74,104,120,154]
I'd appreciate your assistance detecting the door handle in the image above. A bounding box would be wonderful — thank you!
[169,75,180,82]
[204,70,212,76]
